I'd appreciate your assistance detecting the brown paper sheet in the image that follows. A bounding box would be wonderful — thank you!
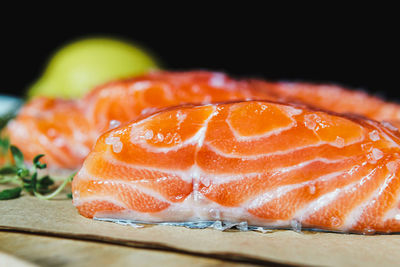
[0,250,38,267]
[0,232,253,267]
[1,194,400,266]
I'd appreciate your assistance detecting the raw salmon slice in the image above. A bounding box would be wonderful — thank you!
[6,71,271,170]
[7,71,400,171]
[252,80,400,128]
[6,98,96,170]
[72,100,400,233]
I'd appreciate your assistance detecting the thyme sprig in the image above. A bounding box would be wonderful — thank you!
[0,142,74,200]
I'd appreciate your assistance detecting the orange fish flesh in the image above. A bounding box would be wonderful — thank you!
[6,71,400,172]
[72,100,400,233]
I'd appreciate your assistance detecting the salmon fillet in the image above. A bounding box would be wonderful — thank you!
[6,71,271,170]
[7,71,400,171]
[251,80,400,128]
[72,100,400,233]
[6,98,96,170]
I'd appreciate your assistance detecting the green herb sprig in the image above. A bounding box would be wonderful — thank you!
[0,137,9,156]
[0,143,74,200]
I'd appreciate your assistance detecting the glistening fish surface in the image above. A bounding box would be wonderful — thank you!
[73,100,400,234]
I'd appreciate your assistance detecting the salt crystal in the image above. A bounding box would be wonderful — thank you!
[157,133,164,142]
[334,136,345,148]
[105,135,123,153]
[386,160,399,173]
[361,143,373,152]
[109,120,121,129]
[371,148,383,161]
[144,130,154,140]
[382,121,399,132]
[112,141,123,153]
[348,165,360,175]
[304,114,318,130]
[285,107,303,116]
[369,130,380,141]
[173,133,182,144]
[105,136,118,145]
[164,133,173,144]
[176,111,187,125]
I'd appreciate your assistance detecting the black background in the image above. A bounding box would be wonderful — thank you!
[0,21,398,101]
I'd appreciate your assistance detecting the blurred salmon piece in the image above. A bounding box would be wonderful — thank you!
[6,71,270,170]
[6,71,400,171]
[7,98,95,170]
[252,80,400,129]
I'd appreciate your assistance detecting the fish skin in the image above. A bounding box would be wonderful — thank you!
[6,71,400,171]
[72,100,400,233]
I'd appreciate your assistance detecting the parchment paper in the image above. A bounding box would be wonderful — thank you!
[1,193,400,266]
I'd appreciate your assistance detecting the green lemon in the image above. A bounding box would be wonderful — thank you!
[28,38,159,99]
